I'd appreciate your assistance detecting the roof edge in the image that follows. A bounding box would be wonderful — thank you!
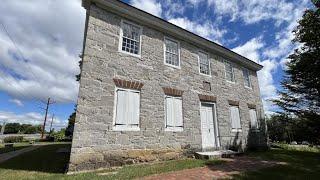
[82,0,263,71]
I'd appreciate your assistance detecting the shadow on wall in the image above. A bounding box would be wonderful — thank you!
[226,117,268,152]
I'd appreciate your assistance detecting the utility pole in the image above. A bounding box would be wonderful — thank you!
[41,98,55,139]
[49,114,54,134]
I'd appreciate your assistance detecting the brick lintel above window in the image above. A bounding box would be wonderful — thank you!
[228,100,239,106]
[113,78,144,90]
[247,103,256,109]
[198,94,216,102]
[162,87,183,96]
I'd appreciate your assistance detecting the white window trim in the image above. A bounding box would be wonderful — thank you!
[224,60,236,84]
[164,95,183,132]
[118,19,143,58]
[229,105,242,132]
[164,36,181,69]
[243,68,252,89]
[198,51,211,77]
[112,87,141,131]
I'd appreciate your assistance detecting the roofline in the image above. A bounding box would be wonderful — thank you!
[82,0,263,71]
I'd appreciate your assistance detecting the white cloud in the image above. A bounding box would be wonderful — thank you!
[131,0,162,17]
[207,0,303,25]
[232,38,278,114]
[0,111,67,130]
[168,17,227,42]
[0,0,85,103]
[232,37,264,62]
[9,99,23,107]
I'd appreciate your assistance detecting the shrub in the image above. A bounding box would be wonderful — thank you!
[3,136,23,143]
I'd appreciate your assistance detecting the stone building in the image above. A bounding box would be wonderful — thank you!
[69,0,267,172]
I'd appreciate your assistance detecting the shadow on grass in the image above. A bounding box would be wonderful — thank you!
[0,143,71,174]
[230,149,320,179]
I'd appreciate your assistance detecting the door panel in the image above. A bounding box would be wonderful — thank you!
[200,103,217,149]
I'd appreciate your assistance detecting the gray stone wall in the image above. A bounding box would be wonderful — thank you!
[69,4,267,172]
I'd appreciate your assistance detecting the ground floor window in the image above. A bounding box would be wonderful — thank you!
[165,96,183,131]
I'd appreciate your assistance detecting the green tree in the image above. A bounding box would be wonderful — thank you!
[274,6,320,116]
[273,3,320,144]
[4,123,21,134]
[65,111,76,137]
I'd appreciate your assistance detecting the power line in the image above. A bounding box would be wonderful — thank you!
[0,22,26,62]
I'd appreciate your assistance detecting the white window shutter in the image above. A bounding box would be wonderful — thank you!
[166,97,174,127]
[230,106,241,129]
[249,109,258,129]
[130,92,140,125]
[174,98,183,127]
[116,90,127,125]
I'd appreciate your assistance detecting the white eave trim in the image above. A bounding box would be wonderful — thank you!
[83,0,263,71]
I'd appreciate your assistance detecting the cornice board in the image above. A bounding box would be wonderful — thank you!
[83,0,263,71]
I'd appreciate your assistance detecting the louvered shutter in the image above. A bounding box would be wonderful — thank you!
[174,97,183,127]
[249,109,258,129]
[166,97,174,127]
[230,106,241,129]
[129,91,140,125]
[116,90,127,125]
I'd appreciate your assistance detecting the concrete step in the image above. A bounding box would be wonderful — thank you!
[195,150,239,159]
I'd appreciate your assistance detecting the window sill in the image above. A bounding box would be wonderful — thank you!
[226,80,236,84]
[244,86,252,90]
[118,50,141,59]
[231,129,242,132]
[250,128,260,132]
[199,73,212,77]
[113,126,140,131]
[164,63,181,69]
[165,127,183,132]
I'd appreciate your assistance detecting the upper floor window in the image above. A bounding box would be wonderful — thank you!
[114,88,140,131]
[224,61,235,82]
[198,52,210,75]
[164,37,180,68]
[120,20,142,56]
[165,95,183,131]
[243,68,251,88]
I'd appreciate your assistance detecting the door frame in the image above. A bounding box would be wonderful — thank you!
[199,101,220,149]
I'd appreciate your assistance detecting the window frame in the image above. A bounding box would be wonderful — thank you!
[224,60,235,83]
[112,87,141,131]
[229,105,242,132]
[164,95,183,132]
[243,68,252,88]
[198,51,211,76]
[163,36,181,69]
[118,19,143,58]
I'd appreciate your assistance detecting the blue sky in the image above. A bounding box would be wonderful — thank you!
[0,0,313,129]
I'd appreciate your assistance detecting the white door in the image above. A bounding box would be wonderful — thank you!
[200,103,218,149]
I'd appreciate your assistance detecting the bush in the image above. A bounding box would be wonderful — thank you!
[3,136,23,143]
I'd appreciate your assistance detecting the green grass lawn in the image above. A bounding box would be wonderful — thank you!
[0,143,31,154]
[0,143,223,180]
[1,143,319,180]
[232,145,320,179]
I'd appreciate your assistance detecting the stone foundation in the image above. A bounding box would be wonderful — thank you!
[68,148,188,172]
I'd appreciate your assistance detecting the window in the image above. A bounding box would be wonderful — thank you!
[225,61,235,82]
[114,88,140,130]
[165,96,183,131]
[249,109,259,129]
[243,68,251,88]
[229,106,241,131]
[199,52,210,75]
[120,21,142,55]
[164,38,180,68]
